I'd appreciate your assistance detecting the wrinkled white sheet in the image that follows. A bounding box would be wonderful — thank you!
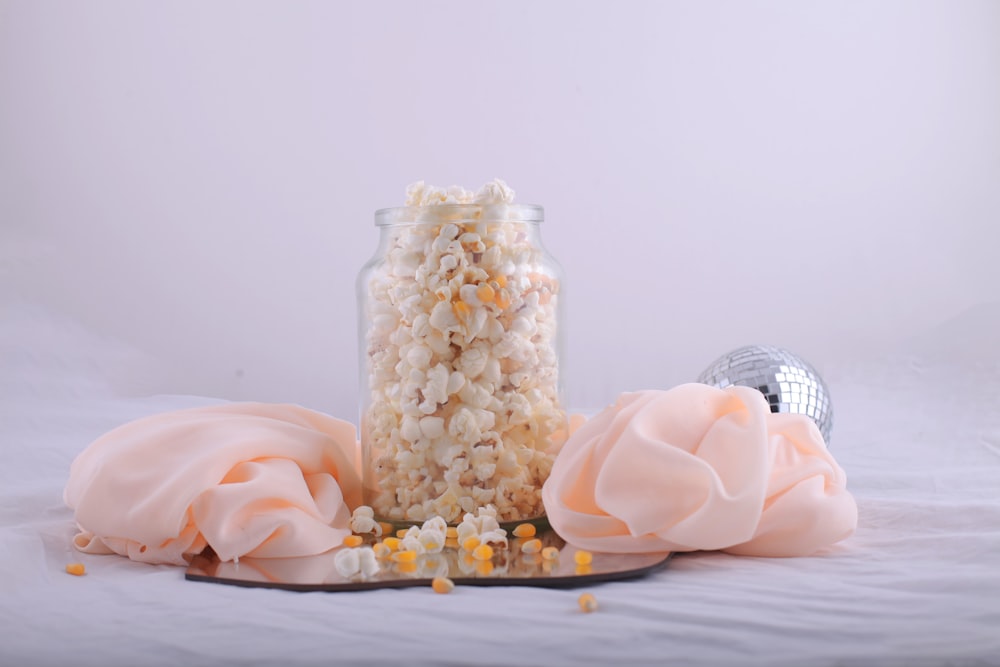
[2,303,999,667]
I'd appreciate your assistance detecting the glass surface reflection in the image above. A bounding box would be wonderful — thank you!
[186,531,671,592]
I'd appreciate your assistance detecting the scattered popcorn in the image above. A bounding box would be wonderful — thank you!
[357,548,380,577]
[333,546,382,579]
[478,529,508,548]
[333,548,360,578]
[361,180,567,523]
[65,563,86,576]
[350,506,383,536]
[578,592,598,613]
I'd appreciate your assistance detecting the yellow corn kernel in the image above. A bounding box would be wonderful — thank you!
[575,563,593,576]
[382,537,402,551]
[378,522,393,536]
[462,536,481,552]
[444,538,460,550]
[574,550,593,565]
[472,544,494,561]
[445,526,458,539]
[512,523,536,538]
[541,546,560,560]
[542,560,556,574]
[65,563,86,576]
[578,592,598,613]
[372,542,392,559]
[475,560,495,576]
[342,534,364,548]
[493,275,507,288]
[475,283,495,304]
[494,289,511,310]
[396,528,409,539]
[391,550,418,563]
[520,538,542,554]
[432,576,455,594]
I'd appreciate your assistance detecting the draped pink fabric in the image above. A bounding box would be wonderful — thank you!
[541,385,858,556]
[64,403,362,565]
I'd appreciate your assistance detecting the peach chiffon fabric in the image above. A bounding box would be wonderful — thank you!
[541,385,858,556]
[64,403,361,565]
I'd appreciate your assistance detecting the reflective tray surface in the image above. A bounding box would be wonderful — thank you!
[186,531,671,592]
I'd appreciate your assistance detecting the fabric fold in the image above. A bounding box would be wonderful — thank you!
[64,403,362,565]
[541,385,857,557]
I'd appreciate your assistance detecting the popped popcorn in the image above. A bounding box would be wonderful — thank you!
[360,180,567,524]
[334,546,380,579]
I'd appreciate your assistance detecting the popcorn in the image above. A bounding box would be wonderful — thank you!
[334,546,381,579]
[350,505,383,536]
[362,180,566,523]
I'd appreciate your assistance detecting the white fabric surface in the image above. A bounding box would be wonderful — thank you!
[2,303,999,667]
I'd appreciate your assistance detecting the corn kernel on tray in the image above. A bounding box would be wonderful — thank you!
[186,531,671,593]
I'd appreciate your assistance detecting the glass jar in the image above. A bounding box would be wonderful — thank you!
[357,203,567,526]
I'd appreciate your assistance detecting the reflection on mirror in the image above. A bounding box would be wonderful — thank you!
[186,531,671,592]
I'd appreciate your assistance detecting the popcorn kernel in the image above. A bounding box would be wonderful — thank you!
[475,560,495,576]
[520,538,542,554]
[578,592,598,613]
[383,537,402,551]
[475,283,495,304]
[446,527,458,539]
[432,576,455,594]
[541,546,560,560]
[342,535,364,548]
[573,550,593,565]
[372,542,392,559]
[462,536,481,552]
[65,563,86,576]
[512,523,536,538]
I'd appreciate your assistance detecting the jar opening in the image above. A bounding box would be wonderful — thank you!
[374,203,543,226]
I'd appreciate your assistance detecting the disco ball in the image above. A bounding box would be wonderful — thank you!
[696,345,834,444]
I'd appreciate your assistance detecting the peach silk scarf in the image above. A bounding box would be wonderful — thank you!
[541,385,858,556]
[64,403,361,565]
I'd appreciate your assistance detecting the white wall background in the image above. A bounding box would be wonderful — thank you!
[2,0,998,419]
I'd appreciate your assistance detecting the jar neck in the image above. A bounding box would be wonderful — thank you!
[374,203,543,227]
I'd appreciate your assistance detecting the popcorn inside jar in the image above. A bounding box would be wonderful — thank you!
[357,179,568,525]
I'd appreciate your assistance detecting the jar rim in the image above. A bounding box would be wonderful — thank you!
[374,203,544,226]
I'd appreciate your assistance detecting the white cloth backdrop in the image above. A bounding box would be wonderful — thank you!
[2,302,998,667]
